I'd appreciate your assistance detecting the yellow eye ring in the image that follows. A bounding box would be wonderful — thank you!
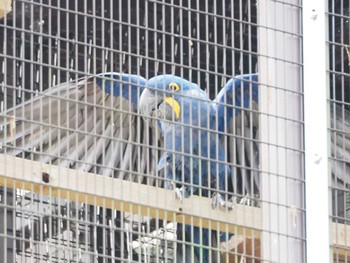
[168,82,180,92]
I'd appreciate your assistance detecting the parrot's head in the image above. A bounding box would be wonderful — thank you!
[95,72,147,110]
[139,74,208,123]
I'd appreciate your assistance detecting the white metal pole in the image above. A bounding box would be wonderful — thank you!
[259,0,304,262]
[303,0,331,262]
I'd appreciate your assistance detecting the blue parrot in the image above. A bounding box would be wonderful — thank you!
[139,75,234,263]
[0,71,260,261]
[96,72,260,208]
[214,74,260,200]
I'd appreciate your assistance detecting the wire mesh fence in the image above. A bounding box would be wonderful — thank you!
[0,0,309,262]
[328,0,350,262]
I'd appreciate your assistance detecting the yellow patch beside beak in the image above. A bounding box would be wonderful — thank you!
[164,97,181,120]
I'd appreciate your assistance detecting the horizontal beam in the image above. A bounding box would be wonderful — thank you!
[0,153,261,235]
[332,222,350,249]
[2,153,349,256]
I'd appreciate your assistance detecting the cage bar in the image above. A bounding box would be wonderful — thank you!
[304,0,332,262]
[0,0,346,262]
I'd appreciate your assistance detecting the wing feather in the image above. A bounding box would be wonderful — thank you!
[119,127,136,180]
[0,74,160,185]
[215,74,260,200]
[331,103,350,184]
[99,126,123,178]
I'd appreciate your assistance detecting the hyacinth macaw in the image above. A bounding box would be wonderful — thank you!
[0,71,260,262]
[139,74,237,263]
[139,73,260,202]
[140,75,230,199]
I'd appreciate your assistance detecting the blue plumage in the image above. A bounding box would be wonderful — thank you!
[95,72,147,110]
[148,75,229,197]
[103,73,259,262]
[214,73,260,201]
[142,75,232,263]
[215,73,259,134]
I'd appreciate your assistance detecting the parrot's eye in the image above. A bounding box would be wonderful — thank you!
[168,82,180,92]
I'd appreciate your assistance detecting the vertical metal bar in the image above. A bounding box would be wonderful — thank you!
[161,0,165,74]
[303,0,331,262]
[171,1,175,74]
[0,0,7,261]
[179,0,183,77]
[259,0,305,262]
[239,0,244,74]
[188,1,192,78]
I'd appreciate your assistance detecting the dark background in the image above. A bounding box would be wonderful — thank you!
[0,0,258,109]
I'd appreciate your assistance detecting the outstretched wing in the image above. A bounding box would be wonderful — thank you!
[0,73,158,184]
[330,103,350,219]
[331,103,350,182]
[215,73,259,200]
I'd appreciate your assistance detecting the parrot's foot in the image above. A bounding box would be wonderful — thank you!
[174,187,186,202]
[211,193,234,210]
[239,194,251,206]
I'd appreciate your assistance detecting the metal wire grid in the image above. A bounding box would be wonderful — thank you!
[328,0,350,261]
[0,0,306,262]
[257,1,304,262]
[0,0,257,102]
